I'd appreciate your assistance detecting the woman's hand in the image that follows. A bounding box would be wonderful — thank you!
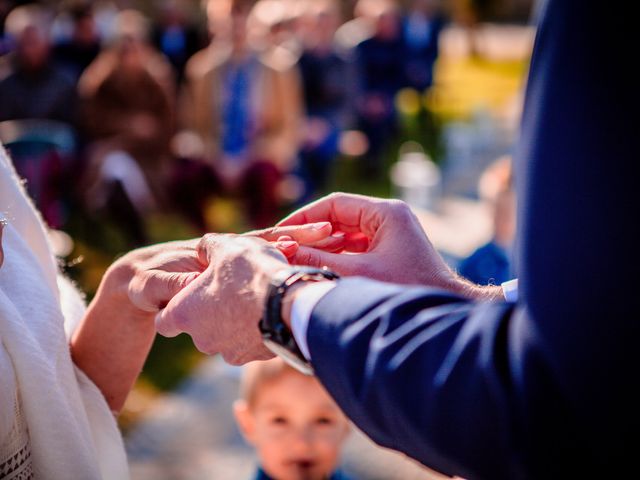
[109,239,203,315]
[71,240,205,413]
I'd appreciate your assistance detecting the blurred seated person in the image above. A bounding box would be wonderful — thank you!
[249,0,302,57]
[78,9,175,245]
[0,5,79,228]
[179,0,302,229]
[0,5,77,125]
[354,0,406,176]
[402,0,444,92]
[53,3,102,84]
[234,358,352,480]
[152,0,203,85]
[459,156,516,285]
[297,0,352,200]
[0,0,12,54]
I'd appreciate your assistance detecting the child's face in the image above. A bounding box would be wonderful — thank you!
[235,371,350,480]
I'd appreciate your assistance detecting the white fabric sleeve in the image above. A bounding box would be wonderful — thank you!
[501,278,519,302]
[290,281,337,361]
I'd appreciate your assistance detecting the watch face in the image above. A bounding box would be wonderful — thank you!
[263,340,314,376]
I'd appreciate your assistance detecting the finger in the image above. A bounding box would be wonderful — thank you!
[246,222,333,244]
[341,232,369,252]
[154,279,198,338]
[273,240,298,258]
[130,270,200,313]
[197,233,252,264]
[152,253,203,274]
[289,245,358,274]
[295,231,368,254]
[154,310,182,337]
[277,193,390,237]
[304,232,346,252]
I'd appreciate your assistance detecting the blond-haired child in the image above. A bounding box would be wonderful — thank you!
[234,358,352,480]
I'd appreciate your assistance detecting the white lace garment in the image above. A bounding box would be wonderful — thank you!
[0,391,33,480]
[0,144,129,479]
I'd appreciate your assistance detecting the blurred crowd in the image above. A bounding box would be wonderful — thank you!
[0,0,445,244]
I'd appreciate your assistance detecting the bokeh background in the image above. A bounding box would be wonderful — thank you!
[0,0,535,478]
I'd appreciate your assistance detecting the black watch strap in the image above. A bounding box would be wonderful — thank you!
[259,266,339,374]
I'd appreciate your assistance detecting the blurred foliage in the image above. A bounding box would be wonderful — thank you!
[142,333,205,391]
[428,56,529,120]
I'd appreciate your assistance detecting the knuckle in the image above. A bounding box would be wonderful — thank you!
[203,233,217,242]
[199,233,217,250]
[167,272,189,292]
[222,352,244,366]
[264,226,280,237]
[269,227,284,240]
[294,249,319,268]
[308,253,324,269]
[168,308,190,331]
[194,336,218,355]
[129,274,153,309]
[387,198,409,212]
[387,199,413,221]
[329,191,348,202]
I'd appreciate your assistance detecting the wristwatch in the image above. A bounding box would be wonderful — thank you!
[259,266,339,375]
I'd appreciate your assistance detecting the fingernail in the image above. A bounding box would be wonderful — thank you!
[331,232,345,238]
[276,241,297,249]
[311,222,331,230]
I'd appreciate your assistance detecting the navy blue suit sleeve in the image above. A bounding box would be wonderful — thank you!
[309,279,523,478]
[307,1,639,478]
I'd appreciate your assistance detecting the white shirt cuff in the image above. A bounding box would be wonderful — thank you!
[290,281,337,361]
[501,278,519,302]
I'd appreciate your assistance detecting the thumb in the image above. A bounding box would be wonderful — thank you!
[289,246,358,275]
[129,270,200,313]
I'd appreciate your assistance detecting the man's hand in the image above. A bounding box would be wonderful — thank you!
[155,234,290,364]
[278,193,503,300]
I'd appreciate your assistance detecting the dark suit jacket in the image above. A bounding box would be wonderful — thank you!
[306,1,639,478]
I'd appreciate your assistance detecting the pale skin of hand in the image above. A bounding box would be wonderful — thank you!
[71,240,203,413]
[70,223,336,413]
[155,234,290,364]
[152,195,504,366]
